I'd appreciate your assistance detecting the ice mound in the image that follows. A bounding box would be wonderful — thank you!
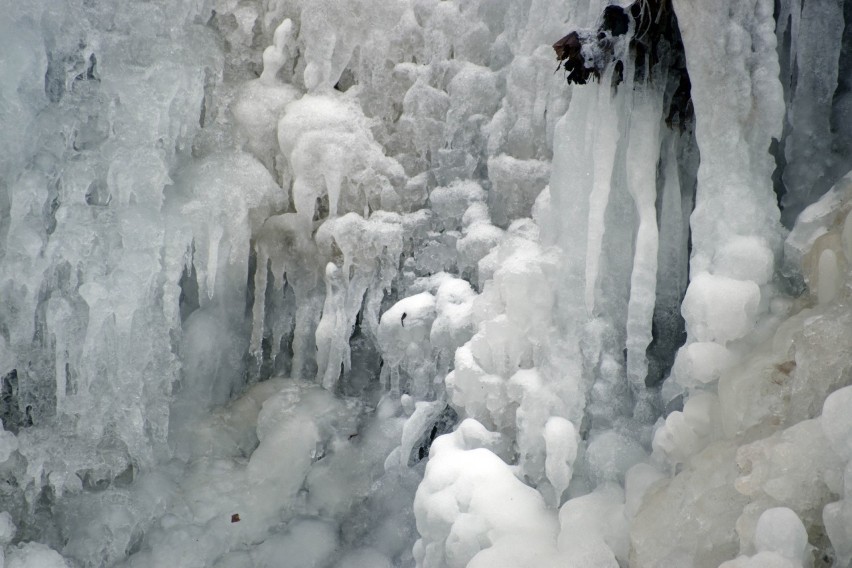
[278,94,406,220]
[430,278,477,374]
[232,20,301,171]
[681,273,761,344]
[413,419,561,568]
[557,484,627,566]
[335,548,393,568]
[822,386,852,567]
[6,542,70,568]
[65,376,409,567]
[712,236,776,285]
[652,392,722,466]
[672,342,736,388]
[719,508,810,568]
[429,182,486,232]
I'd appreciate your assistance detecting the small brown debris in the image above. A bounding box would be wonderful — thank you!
[231,513,241,523]
[774,360,797,375]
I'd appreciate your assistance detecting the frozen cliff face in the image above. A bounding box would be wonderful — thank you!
[0,0,851,566]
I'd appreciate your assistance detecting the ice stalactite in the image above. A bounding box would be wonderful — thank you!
[583,66,626,318]
[624,85,665,397]
[544,3,695,436]
[647,134,693,389]
[249,213,322,379]
[168,153,286,311]
[313,213,404,391]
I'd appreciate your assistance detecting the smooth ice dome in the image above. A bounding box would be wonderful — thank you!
[821,385,852,461]
[672,342,735,387]
[754,507,809,562]
[681,273,761,343]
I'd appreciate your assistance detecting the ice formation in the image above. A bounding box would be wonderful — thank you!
[1,0,852,566]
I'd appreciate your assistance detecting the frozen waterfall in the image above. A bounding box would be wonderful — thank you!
[1,0,852,566]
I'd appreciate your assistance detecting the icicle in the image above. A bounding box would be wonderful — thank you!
[206,224,223,301]
[656,136,688,311]
[252,213,324,379]
[316,263,348,390]
[547,82,599,326]
[624,87,664,389]
[544,416,578,507]
[817,249,840,305]
[842,211,852,263]
[249,249,269,358]
[260,19,295,85]
[46,298,72,413]
[583,64,622,316]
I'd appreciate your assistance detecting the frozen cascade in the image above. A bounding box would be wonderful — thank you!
[1,0,852,566]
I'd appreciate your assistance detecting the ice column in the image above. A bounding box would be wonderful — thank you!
[624,86,665,391]
[672,0,785,389]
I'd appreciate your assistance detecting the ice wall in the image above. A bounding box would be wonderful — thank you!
[0,0,851,566]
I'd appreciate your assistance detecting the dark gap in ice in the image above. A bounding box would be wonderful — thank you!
[334,66,357,92]
[770,136,787,213]
[408,404,458,466]
[178,251,200,323]
[244,245,258,320]
[44,52,65,103]
[84,179,111,207]
[258,258,278,381]
[0,371,23,435]
[85,53,98,81]
[554,0,693,131]
[647,125,698,389]
[829,0,852,166]
[43,181,60,236]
